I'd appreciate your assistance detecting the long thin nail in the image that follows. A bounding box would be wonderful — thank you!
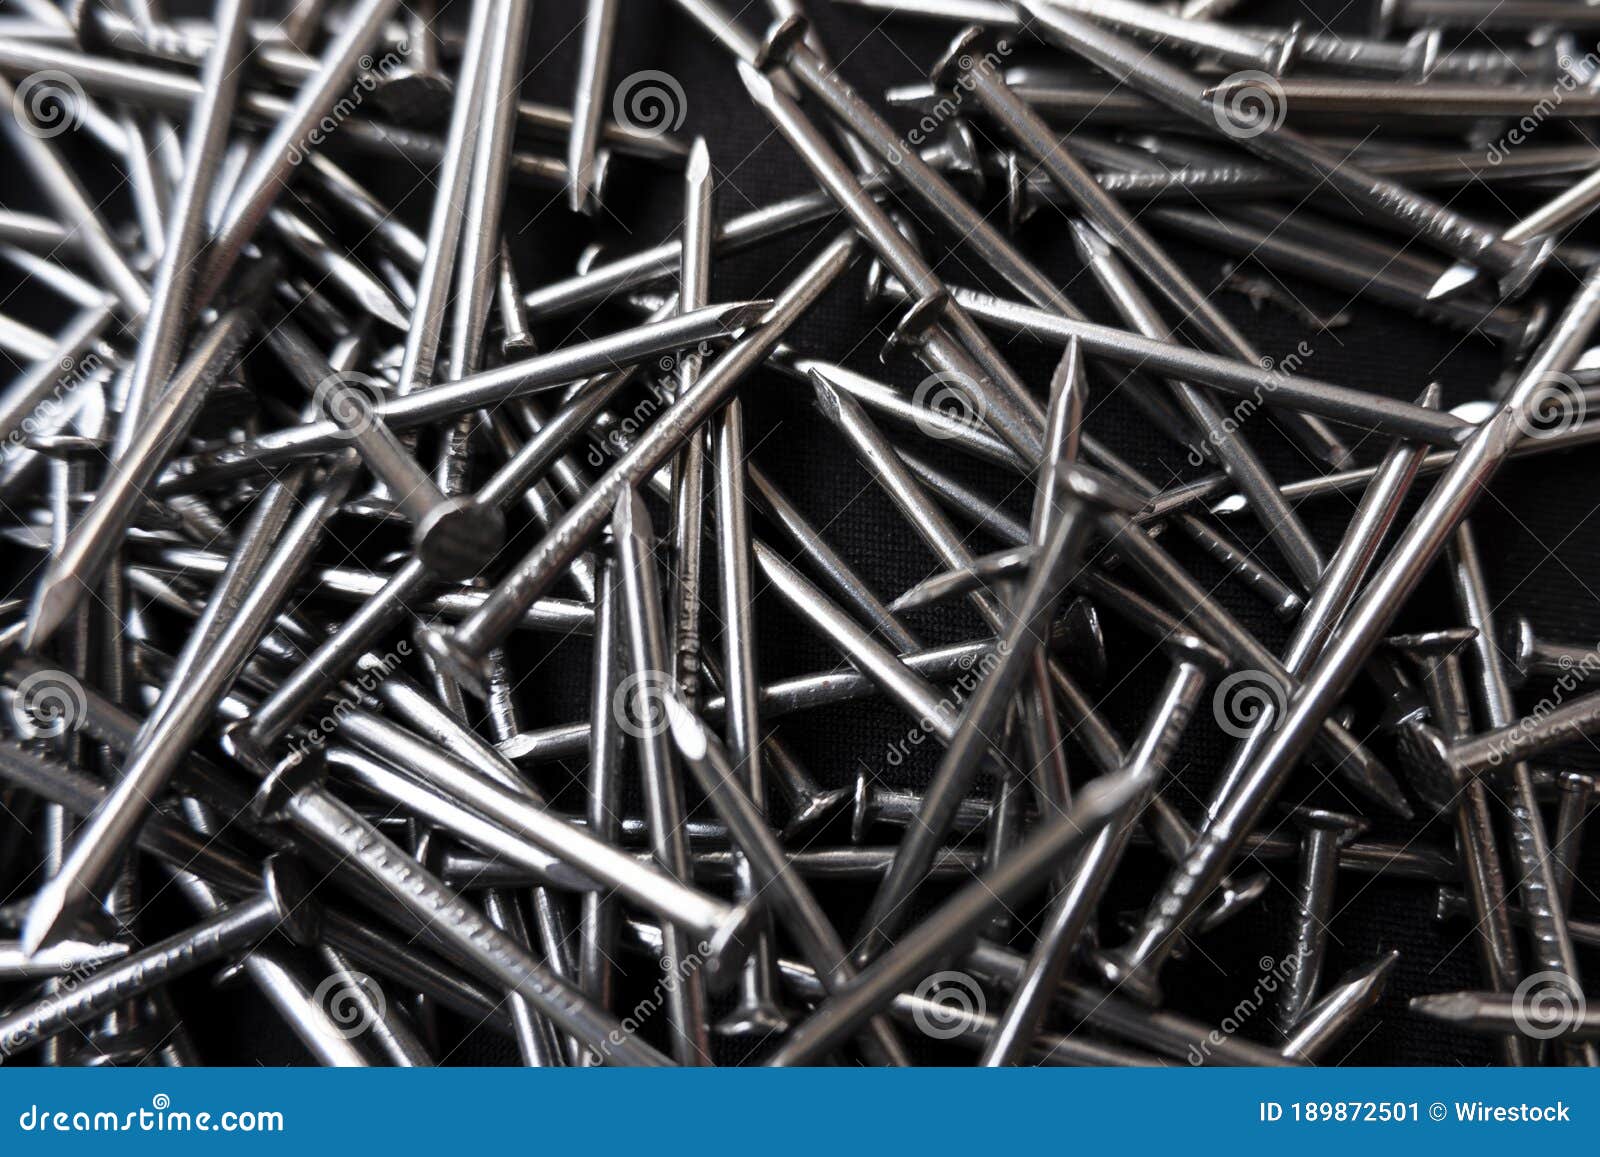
[979,636,1220,1065]
[23,457,353,953]
[944,25,1347,469]
[611,494,714,1063]
[420,232,857,691]
[0,74,149,319]
[161,302,766,490]
[735,58,1043,463]
[876,274,1470,446]
[768,721,1156,1064]
[113,0,256,446]
[1018,1,1551,297]
[26,299,260,651]
[1095,265,1600,1008]
[662,691,910,1063]
[1411,990,1600,1043]
[567,0,618,214]
[194,0,404,310]
[0,859,315,1059]
[1065,217,1325,590]
[856,467,1138,962]
[252,766,676,1066]
[1444,523,1595,1065]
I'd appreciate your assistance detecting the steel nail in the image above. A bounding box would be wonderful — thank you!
[1279,807,1368,1031]
[113,0,255,445]
[1436,889,1600,953]
[0,937,130,980]
[334,708,755,969]
[735,59,1043,464]
[193,0,405,310]
[22,457,353,952]
[1095,265,1600,1009]
[662,693,911,1064]
[0,74,149,320]
[875,274,1472,447]
[1145,205,1549,359]
[1018,0,1552,298]
[26,298,261,651]
[164,823,377,1068]
[420,232,857,691]
[1446,524,1600,1067]
[1280,950,1399,1064]
[1387,628,1525,1066]
[855,467,1139,962]
[160,302,765,490]
[979,636,1220,1065]
[612,494,715,1062]
[0,858,316,1060]
[251,764,677,1066]
[1411,990,1600,1043]
[567,0,618,214]
[1063,215,1325,589]
[753,9,1083,325]
[767,726,1155,1064]
[1375,0,1600,33]
[1501,614,1600,687]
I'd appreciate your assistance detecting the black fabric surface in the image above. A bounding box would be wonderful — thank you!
[2,0,1599,1066]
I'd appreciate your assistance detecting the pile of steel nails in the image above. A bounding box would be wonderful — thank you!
[0,0,1598,1067]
